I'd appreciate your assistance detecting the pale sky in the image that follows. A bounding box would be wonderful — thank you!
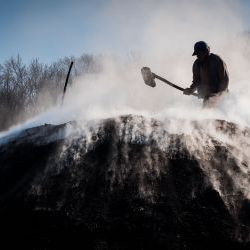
[0,0,250,64]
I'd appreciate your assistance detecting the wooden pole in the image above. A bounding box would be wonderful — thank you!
[61,61,74,105]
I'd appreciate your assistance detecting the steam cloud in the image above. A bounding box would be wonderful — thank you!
[1,0,250,133]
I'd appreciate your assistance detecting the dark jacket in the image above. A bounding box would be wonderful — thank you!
[190,53,229,98]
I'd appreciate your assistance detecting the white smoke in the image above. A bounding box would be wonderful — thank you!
[0,0,249,137]
[49,0,250,126]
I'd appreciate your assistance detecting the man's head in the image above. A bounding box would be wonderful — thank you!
[192,41,210,61]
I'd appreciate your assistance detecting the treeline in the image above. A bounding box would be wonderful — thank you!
[0,54,102,131]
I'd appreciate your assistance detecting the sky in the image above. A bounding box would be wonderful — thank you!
[0,0,148,64]
[0,0,250,65]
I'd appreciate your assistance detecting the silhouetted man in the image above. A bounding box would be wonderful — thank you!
[183,41,229,107]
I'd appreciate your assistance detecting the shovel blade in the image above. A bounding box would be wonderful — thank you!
[141,67,156,87]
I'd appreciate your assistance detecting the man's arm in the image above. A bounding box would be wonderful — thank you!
[217,56,229,92]
[183,60,200,95]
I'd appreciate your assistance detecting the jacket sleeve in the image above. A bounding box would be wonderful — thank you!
[190,60,200,90]
[217,57,229,92]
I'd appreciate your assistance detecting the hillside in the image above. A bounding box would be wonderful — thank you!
[0,115,250,249]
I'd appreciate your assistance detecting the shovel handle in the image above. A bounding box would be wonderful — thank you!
[61,61,74,105]
[153,73,199,97]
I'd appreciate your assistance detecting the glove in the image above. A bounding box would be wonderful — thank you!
[183,88,194,95]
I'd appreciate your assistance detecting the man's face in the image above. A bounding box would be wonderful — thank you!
[196,50,209,62]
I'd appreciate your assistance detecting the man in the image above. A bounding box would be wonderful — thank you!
[183,41,229,107]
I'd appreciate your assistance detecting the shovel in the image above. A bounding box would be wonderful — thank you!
[141,67,198,97]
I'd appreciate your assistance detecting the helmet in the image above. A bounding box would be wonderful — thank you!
[192,41,209,56]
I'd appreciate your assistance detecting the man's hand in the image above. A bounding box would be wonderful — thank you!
[183,88,194,95]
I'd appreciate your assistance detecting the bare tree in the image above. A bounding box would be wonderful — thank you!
[0,53,102,131]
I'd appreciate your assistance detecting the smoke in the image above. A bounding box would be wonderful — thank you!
[0,0,249,134]
[60,0,250,126]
